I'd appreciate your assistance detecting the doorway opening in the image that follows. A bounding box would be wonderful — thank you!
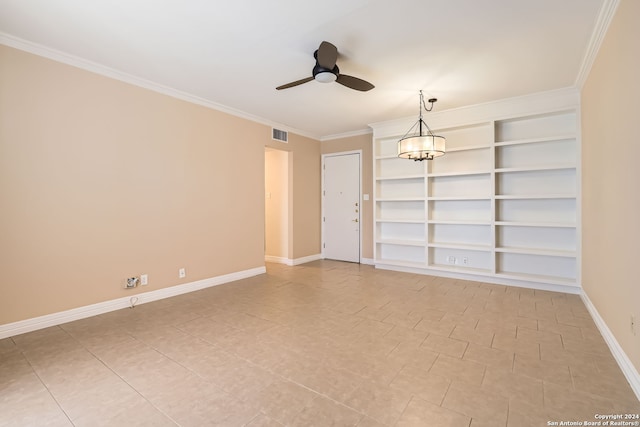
[265,147,291,264]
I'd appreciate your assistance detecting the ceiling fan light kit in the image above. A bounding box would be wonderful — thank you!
[314,69,337,83]
[398,91,446,161]
[276,41,374,91]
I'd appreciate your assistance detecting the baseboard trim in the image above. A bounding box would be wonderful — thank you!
[268,254,371,266]
[264,254,323,266]
[581,291,640,401]
[374,262,581,295]
[264,255,291,265]
[292,254,323,265]
[0,266,266,340]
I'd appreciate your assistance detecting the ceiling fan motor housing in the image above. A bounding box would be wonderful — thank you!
[313,63,339,83]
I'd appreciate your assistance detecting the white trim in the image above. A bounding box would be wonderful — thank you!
[575,97,583,289]
[0,266,266,340]
[574,0,621,88]
[360,257,375,266]
[264,254,323,266]
[581,291,640,401]
[320,128,373,142]
[292,253,323,265]
[264,255,291,265]
[374,263,581,295]
[322,150,363,263]
[0,33,320,141]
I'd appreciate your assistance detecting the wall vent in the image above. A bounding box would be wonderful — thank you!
[272,128,288,143]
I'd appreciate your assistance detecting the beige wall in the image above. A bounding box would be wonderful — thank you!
[321,133,374,260]
[0,45,321,324]
[581,0,640,374]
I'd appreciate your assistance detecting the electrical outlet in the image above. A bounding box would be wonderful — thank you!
[462,257,469,265]
[140,274,148,286]
[125,277,139,289]
[179,268,186,279]
[447,256,456,264]
[632,315,636,336]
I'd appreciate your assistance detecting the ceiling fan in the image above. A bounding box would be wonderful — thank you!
[276,41,374,92]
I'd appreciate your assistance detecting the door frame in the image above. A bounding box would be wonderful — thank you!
[321,150,362,263]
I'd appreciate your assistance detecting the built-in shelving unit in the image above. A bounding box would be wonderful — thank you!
[372,90,580,290]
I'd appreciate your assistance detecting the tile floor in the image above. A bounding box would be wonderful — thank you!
[1,260,638,426]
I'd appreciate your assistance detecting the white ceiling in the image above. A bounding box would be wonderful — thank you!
[0,0,605,139]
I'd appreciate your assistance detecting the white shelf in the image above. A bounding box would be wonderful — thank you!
[376,197,425,202]
[376,219,425,224]
[495,194,576,200]
[428,196,491,201]
[495,272,577,287]
[428,242,492,251]
[494,134,576,147]
[495,164,576,173]
[446,144,492,153]
[375,259,426,269]
[495,221,575,228]
[377,239,425,247]
[428,264,493,275]
[428,219,492,226]
[376,174,425,181]
[496,246,576,257]
[427,170,492,178]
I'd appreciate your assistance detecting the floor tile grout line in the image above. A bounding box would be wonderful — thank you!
[154,314,378,424]
[68,329,182,426]
[20,349,75,426]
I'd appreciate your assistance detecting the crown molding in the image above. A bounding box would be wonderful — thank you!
[320,127,373,142]
[574,0,621,88]
[0,33,321,141]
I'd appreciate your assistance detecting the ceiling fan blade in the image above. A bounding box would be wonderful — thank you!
[317,41,338,69]
[336,74,375,92]
[276,76,314,90]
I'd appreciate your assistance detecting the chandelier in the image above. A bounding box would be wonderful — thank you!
[397,91,445,161]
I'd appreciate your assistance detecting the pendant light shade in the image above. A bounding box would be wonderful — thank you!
[397,91,445,161]
[398,134,446,161]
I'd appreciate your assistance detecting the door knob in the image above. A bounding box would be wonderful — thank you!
[352,218,359,222]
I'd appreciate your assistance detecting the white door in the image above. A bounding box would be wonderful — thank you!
[323,153,360,263]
